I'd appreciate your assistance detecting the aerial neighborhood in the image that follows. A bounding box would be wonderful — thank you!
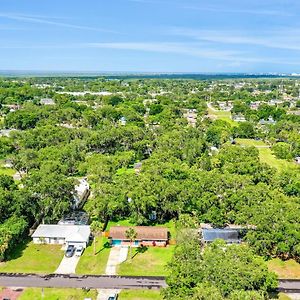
[0,75,299,300]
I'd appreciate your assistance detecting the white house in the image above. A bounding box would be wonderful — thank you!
[32,224,90,248]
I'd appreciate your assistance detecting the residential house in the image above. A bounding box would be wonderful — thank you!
[32,224,90,248]
[232,114,246,122]
[259,116,276,125]
[109,226,168,247]
[40,98,55,105]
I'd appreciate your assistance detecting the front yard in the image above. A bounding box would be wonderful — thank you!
[117,245,175,276]
[119,289,162,300]
[19,287,97,300]
[0,240,63,274]
[76,236,111,275]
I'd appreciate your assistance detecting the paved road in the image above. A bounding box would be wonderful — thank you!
[0,273,299,292]
[278,279,300,293]
[0,274,166,290]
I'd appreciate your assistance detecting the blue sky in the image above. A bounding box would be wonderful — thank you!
[1,0,300,72]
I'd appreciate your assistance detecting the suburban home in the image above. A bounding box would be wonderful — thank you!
[200,223,252,245]
[32,224,90,248]
[109,226,168,247]
[40,98,55,105]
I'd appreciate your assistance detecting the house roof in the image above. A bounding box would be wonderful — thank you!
[109,226,168,241]
[32,224,90,242]
[202,228,242,243]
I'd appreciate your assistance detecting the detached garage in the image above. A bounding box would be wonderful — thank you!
[32,224,90,248]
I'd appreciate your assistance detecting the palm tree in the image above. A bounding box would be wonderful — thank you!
[125,227,137,261]
[90,221,103,255]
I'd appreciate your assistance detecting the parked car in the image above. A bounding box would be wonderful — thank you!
[65,245,75,257]
[75,245,84,256]
[108,294,118,300]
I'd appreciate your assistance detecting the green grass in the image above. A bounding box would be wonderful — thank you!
[0,166,15,176]
[268,258,300,279]
[0,240,63,274]
[19,288,97,300]
[207,106,237,126]
[106,219,136,231]
[116,167,135,175]
[119,289,162,300]
[76,237,111,275]
[236,139,299,171]
[117,246,175,276]
[278,293,292,300]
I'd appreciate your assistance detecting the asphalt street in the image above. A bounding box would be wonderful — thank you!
[0,274,166,289]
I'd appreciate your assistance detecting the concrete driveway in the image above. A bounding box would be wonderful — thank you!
[97,289,121,300]
[105,246,128,275]
[55,255,80,274]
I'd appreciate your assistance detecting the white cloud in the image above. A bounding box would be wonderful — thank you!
[168,27,300,51]
[0,13,116,33]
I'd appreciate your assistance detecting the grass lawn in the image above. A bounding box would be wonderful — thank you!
[116,167,135,176]
[76,237,110,275]
[0,240,63,274]
[19,287,97,300]
[207,106,237,126]
[236,139,298,171]
[119,289,162,300]
[268,258,300,279]
[117,246,175,276]
[106,219,136,231]
[0,166,15,176]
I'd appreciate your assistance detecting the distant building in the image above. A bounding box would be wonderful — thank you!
[250,101,261,110]
[134,162,142,174]
[232,114,246,122]
[40,98,55,105]
[109,226,168,247]
[259,116,276,125]
[120,116,127,126]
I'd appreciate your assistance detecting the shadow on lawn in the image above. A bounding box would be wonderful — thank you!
[4,238,30,262]
[132,245,148,259]
[95,241,111,255]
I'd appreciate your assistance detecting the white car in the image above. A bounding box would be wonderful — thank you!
[75,245,84,256]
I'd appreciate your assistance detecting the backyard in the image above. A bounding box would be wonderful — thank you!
[0,240,63,274]
[76,236,111,275]
[117,245,175,276]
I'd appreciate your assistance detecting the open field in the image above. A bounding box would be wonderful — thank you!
[117,246,174,276]
[119,289,162,300]
[19,287,97,300]
[236,139,298,171]
[207,105,236,125]
[76,237,110,275]
[0,240,63,274]
[268,258,300,279]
